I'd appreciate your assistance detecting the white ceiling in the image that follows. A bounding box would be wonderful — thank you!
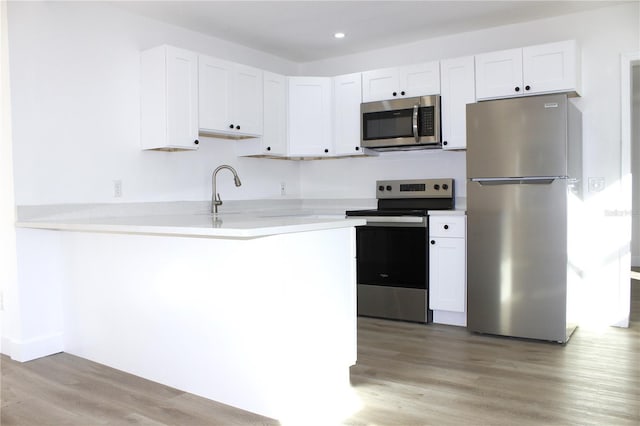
[113,1,626,62]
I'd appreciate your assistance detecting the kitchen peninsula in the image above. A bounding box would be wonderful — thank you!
[14,204,365,421]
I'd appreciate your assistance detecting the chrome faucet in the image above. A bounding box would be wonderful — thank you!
[211,165,242,214]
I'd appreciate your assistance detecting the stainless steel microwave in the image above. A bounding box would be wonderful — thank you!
[361,95,441,151]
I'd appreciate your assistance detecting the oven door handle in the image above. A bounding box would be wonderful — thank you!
[412,104,419,142]
[350,216,428,227]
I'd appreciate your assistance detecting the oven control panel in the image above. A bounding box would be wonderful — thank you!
[376,178,454,199]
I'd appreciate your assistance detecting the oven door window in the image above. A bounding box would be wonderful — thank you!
[356,226,427,289]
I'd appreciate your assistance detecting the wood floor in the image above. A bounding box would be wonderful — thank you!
[2,278,639,425]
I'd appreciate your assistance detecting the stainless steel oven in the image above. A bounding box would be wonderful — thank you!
[346,178,454,323]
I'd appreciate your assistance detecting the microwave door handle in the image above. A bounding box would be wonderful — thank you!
[412,104,419,142]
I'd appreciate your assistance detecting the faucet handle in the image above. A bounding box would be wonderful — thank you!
[215,193,223,206]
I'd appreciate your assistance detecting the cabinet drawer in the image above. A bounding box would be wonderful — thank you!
[429,215,466,238]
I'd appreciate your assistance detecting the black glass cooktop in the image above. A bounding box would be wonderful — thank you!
[346,209,429,217]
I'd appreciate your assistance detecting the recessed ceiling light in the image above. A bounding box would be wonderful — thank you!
[334,32,346,39]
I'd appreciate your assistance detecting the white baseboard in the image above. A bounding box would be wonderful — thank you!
[433,310,467,327]
[3,333,63,362]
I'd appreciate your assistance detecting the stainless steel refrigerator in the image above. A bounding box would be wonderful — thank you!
[466,94,582,343]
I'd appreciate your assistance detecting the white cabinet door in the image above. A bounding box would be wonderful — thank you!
[475,48,523,100]
[429,236,466,312]
[198,55,263,138]
[288,77,332,157]
[232,64,263,136]
[476,40,580,100]
[236,71,286,157]
[198,55,234,134]
[523,40,578,96]
[429,215,466,314]
[333,73,364,156]
[440,56,475,150]
[402,61,440,97]
[141,45,199,151]
[361,67,399,103]
[362,62,440,102]
[261,71,287,156]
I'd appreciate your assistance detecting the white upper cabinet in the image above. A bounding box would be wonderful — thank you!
[439,56,476,150]
[261,71,288,156]
[140,45,199,151]
[333,73,366,156]
[522,41,579,95]
[236,71,288,158]
[287,77,333,157]
[362,61,440,102]
[475,40,580,100]
[198,55,263,138]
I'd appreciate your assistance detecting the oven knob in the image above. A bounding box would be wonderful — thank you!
[434,184,440,190]
[386,185,392,191]
[378,185,384,191]
[442,183,449,190]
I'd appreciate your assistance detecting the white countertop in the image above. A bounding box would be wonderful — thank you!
[15,198,466,238]
[15,201,369,239]
[428,209,467,216]
[16,213,367,239]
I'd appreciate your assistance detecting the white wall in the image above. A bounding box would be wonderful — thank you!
[7,1,301,206]
[632,65,639,267]
[0,0,18,355]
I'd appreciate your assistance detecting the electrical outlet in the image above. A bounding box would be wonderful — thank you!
[113,180,123,198]
[588,177,605,193]
[280,182,286,196]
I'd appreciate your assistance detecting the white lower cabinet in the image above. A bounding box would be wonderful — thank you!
[429,215,466,326]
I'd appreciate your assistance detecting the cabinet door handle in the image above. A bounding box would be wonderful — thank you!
[355,146,360,151]
[514,87,520,92]
[444,225,449,230]
[324,148,329,153]
[229,124,234,129]
[266,146,271,151]
[401,91,405,96]
[443,141,448,146]
[525,85,531,91]
[430,240,436,245]
[236,125,241,130]
[392,91,397,96]
[194,139,199,145]
[412,104,419,142]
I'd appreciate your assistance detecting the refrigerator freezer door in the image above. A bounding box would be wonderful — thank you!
[467,178,569,342]
[466,94,568,179]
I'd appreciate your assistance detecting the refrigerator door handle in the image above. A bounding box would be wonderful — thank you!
[471,177,560,185]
